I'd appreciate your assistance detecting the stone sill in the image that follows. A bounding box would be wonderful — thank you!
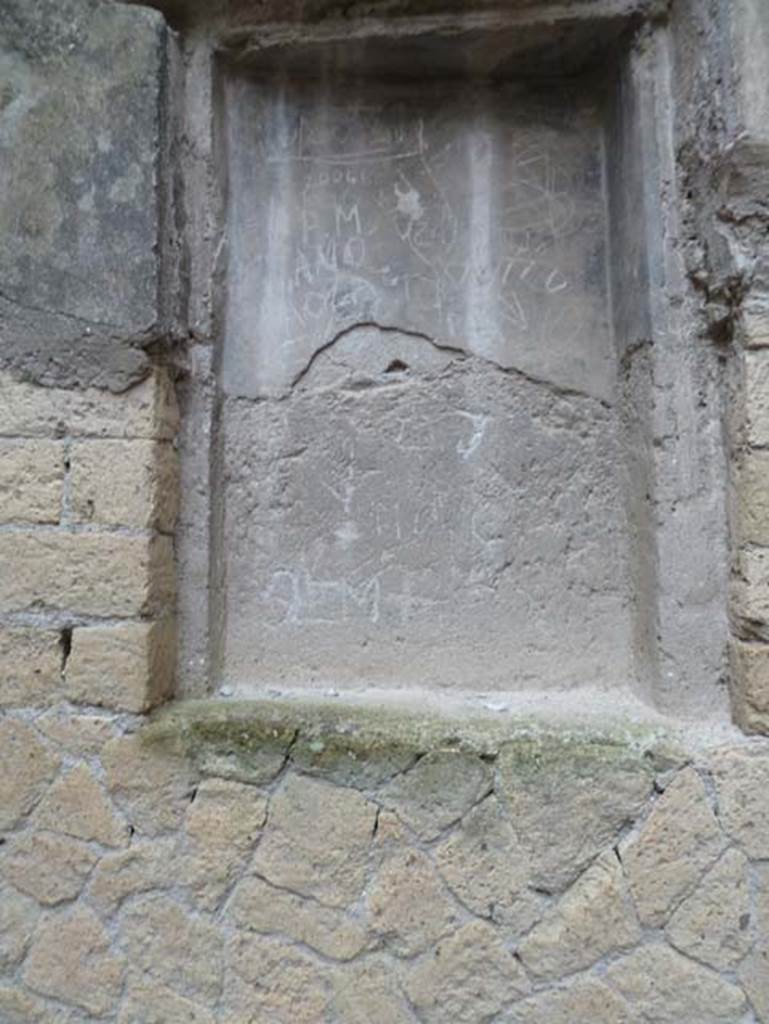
[141,687,749,789]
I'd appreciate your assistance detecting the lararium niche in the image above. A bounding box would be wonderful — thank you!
[200,17,728,710]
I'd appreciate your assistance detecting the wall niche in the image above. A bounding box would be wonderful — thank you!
[176,5,729,715]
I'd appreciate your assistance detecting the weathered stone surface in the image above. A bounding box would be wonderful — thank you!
[34,763,129,847]
[65,618,176,713]
[183,777,267,908]
[666,848,752,969]
[23,906,124,1016]
[0,718,59,829]
[3,831,97,905]
[118,977,216,1024]
[435,794,546,932]
[0,0,168,390]
[70,439,179,532]
[605,943,747,1024]
[0,627,61,707]
[87,838,178,915]
[103,733,195,836]
[496,738,654,891]
[734,451,769,546]
[0,985,48,1023]
[519,851,641,979]
[0,530,174,617]
[742,349,769,446]
[712,748,769,858]
[504,977,634,1024]
[731,548,769,625]
[729,638,769,733]
[332,957,413,1024]
[290,737,416,789]
[0,440,63,523]
[366,848,460,956]
[738,863,769,1023]
[0,886,40,970]
[0,369,179,440]
[118,894,223,1001]
[620,767,725,925]
[225,932,331,1023]
[381,750,491,840]
[227,875,368,960]
[252,774,376,907]
[405,920,530,1023]
[36,711,118,757]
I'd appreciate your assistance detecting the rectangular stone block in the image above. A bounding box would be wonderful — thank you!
[729,0,769,147]
[0,1,170,391]
[0,440,63,523]
[65,618,176,713]
[70,440,179,533]
[0,531,174,617]
[741,300,769,349]
[730,638,769,734]
[733,450,769,546]
[0,626,62,707]
[741,350,769,447]
[731,546,769,626]
[0,369,179,441]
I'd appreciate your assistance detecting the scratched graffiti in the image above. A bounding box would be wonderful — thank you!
[224,77,614,401]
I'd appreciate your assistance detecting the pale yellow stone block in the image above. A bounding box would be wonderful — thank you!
[70,438,178,531]
[65,618,175,712]
[0,626,62,707]
[102,732,195,836]
[0,367,178,439]
[606,943,746,1023]
[743,349,769,445]
[252,774,377,908]
[712,748,769,858]
[619,767,726,926]
[729,638,769,733]
[118,894,223,1001]
[0,718,59,829]
[227,875,368,960]
[0,530,174,616]
[665,848,751,970]
[742,301,769,349]
[0,887,40,971]
[33,763,129,847]
[22,906,124,1016]
[731,545,769,625]
[3,831,98,905]
[733,450,769,546]
[366,847,459,957]
[519,850,641,979]
[0,439,63,523]
[405,920,530,1024]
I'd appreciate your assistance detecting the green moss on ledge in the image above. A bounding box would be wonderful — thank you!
[142,695,687,788]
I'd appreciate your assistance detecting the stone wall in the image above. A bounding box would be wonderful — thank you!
[1,699,769,1023]
[2,0,769,1021]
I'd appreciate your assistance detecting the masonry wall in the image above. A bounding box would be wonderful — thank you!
[2,0,769,1022]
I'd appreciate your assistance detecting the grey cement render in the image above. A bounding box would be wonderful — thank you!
[0,0,170,390]
[216,71,633,691]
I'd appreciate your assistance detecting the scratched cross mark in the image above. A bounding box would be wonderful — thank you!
[224,77,614,402]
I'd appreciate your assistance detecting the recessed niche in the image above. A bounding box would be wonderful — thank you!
[213,60,641,694]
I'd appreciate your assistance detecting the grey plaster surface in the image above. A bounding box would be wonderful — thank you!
[224,77,613,402]
[0,0,169,390]
[215,73,634,692]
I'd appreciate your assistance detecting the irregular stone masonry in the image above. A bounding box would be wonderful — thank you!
[0,704,768,1023]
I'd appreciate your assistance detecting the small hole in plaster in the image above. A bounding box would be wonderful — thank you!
[384,358,409,373]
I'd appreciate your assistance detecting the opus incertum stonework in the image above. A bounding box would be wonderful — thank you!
[1,0,769,1021]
